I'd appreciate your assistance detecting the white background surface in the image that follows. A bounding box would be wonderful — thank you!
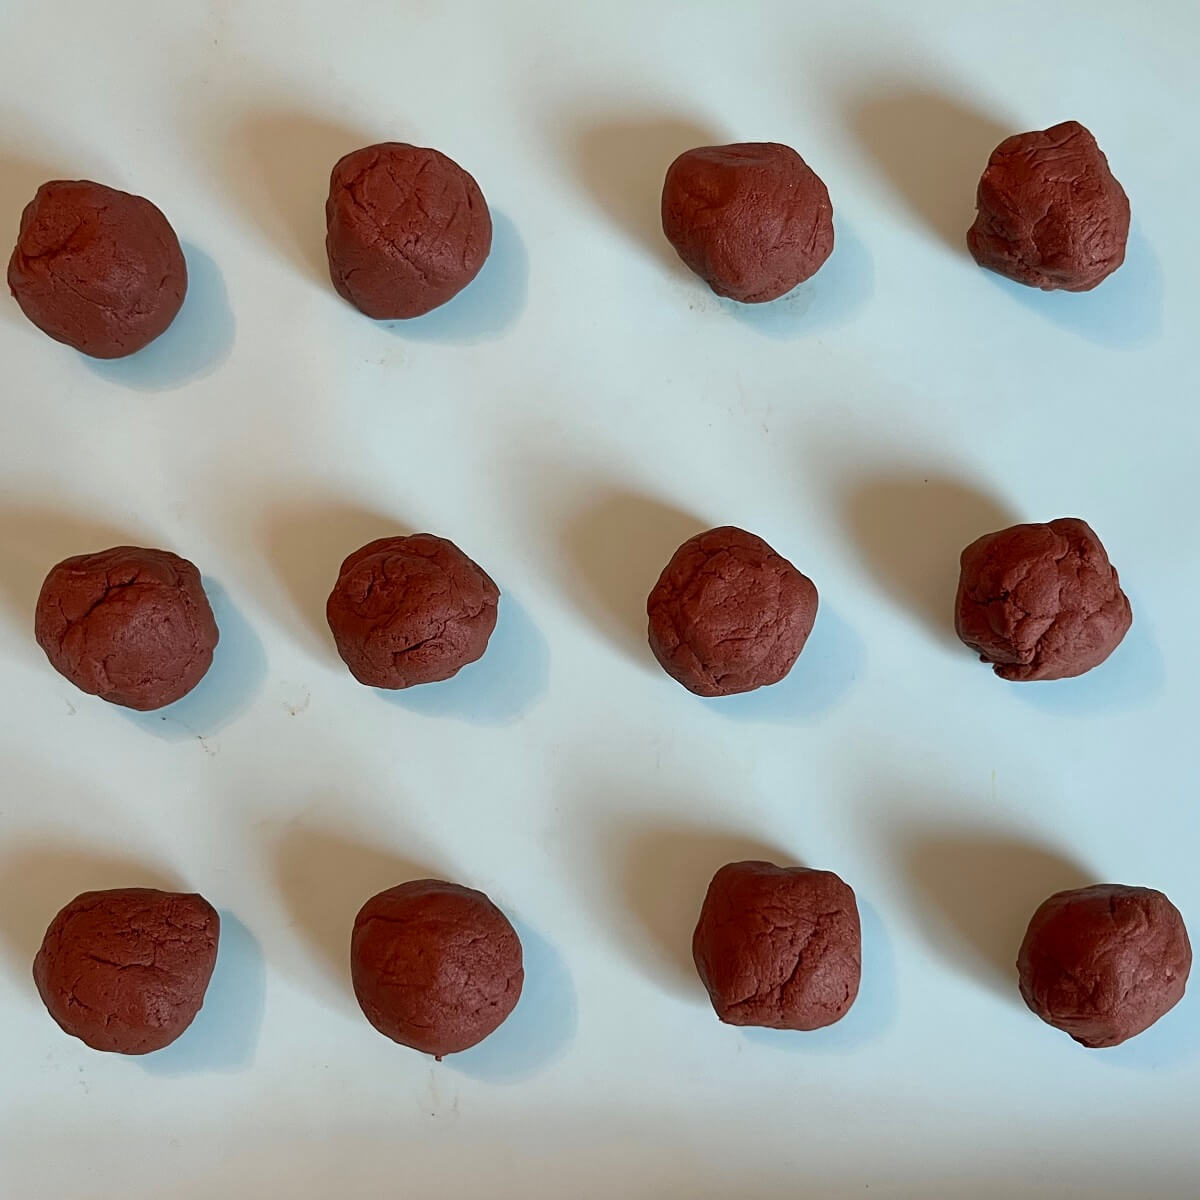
[1,2,1198,1196]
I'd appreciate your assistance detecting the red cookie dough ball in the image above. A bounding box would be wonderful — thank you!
[647,526,818,697]
[955,518,1131,682]
[33,888,219,1054]
[351,879,524,1058]
[34,546,219,710]
[661,142,834,303]
[693,861,860,1030]
[1018,884,1191,1048]
[7,179,187,357]
[325,142,492,319]
[967,121,1130,292]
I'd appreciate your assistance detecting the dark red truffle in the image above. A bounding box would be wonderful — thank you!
[7,179,187,357]
[693,861,860,1030]
[661,142,834,303]
[33,888,219,1054]
[955,518,1131,682]
[34,546,219,710]
[350,879,523,1058]
[325,534,499,689]
[647,526,818,697]
[1018,884,1191,1048]
[325,142,492,319]
[967,121,1130,292]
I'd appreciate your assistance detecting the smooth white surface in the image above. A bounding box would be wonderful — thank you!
[1,2,1198,1196]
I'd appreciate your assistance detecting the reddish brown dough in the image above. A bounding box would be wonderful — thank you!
[1018,884,1191,1048]
[34,546,219,710]
[325,142,492,319]
[967,121,1129,291]
[33,888,219,1054]
[661,142,833,303]
[325,534,499,689]
[693,861,860,1030]
[647,526,817,696]
[7,179,187,357]
[955,518,1131,682]
[350,879,524,1058]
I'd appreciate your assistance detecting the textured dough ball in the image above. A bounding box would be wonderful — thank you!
[693,861,860,1030]
[7,179,187,357]
[661,142,833,303]
[325,534,499,689]
[351,879,523,1058]
[967,121,1129,292]
[34,546,219,710]
[955,518,1131,682]
[325,142,492,319]
[1018,884,1191,1048]
[647,526,817,696]
[33,888,219,1054]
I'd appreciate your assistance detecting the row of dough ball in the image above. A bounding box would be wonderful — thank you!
[7,121,1129,358]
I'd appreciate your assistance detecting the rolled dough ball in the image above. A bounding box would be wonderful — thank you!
[34,546,219,710]
[1018,884,1191,1048]
[693,861,860,1030]
[967,121,1129,291]
[661,142,834,303]
[326,534,499,689]
[647,526,817,696]
[351,879,523,1058]
[7,179,187,357]
[33,888,219,1054]
[325,142,492,319]
[955,518,1131,682]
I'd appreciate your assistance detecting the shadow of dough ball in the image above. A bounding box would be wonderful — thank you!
[1018,884,1191,1048]
[350,879,523,1058]
[693,860,861,1030]
[7,179,187,357]
[325,142,492,319]
[34,546,219,710]
[33,888,219,1054]
[647,525,817,696]
[967,121,1129,292]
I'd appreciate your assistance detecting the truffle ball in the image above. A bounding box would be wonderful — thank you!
[967,121,1129,291]
[955,518,1131,682]
[325,142,492,319]
[693,861,860,1030]
[1018,884,1191,1048]
[661,142,834,303]
[351,879,523,1058]
[7,179,187,357]
[647,526,818,696]
[33,888,219,1054]
[326,534,499,689]
[34,546,219,710]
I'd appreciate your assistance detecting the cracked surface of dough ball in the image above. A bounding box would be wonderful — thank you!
[1018,884,1191,1048]
[34,546,219,710]
[7,179,187,357]
[325,142,492,319]
[693,861,860,1030]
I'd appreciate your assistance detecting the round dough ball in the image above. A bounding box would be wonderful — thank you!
[7,179,187,357]
[1018,884,1191,1048]
[325,534,499,689]
[661,142,833,303]
[34,546,219,710]
[351,879,523,1058]
[325,142,492,319]
[955,518,1131,682]
[33,888,219,1054]
[967,121,1129,292]
[693,861,860,1030]
[647,526,817,697]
